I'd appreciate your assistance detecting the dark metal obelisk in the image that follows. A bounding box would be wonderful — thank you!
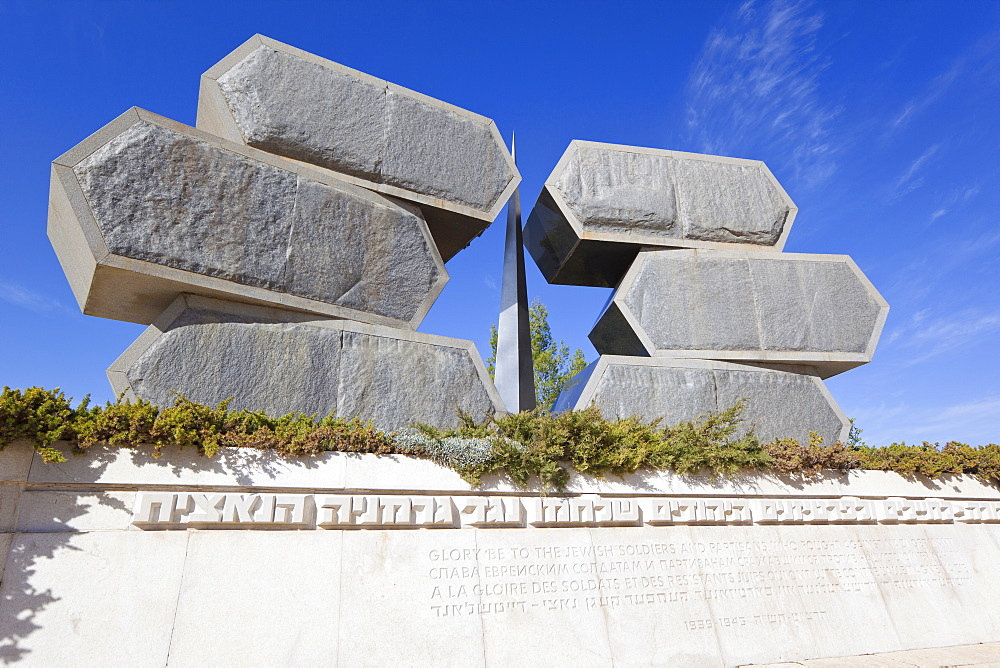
[494,135,536,412]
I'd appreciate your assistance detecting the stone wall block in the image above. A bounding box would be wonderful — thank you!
[48,108,446,328]
[108,295,505,431]
[198,35,520,261]
[589,249,889,378]
[554,356,849,445]
[524,140,797,286]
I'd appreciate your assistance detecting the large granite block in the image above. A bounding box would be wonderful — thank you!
[48,108,446,329]
[590,249,889,378]
[553,356,849,445]
[198,34,520,261]
[107,295,504,430]
[524,141,797,286]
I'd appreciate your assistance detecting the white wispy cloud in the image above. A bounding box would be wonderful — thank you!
[889,143,940,200]
[852,397,1000,446]
[925,184,981,223]
[888,64,965,136]
[683,0,841,187]
[919,398,1000,430]
[886,30,1000,136]
[0,281,73,315]
[886,308,1000,365]
[883,225,1000,301]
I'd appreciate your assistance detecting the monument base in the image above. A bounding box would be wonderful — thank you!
[2,440,999,666]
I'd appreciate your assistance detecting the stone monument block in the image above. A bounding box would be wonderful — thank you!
[48,107,446,329]
[108,295,504,430]
[553,356,849,445]
[524,141,797,286]
[589,249,889,378]
[198,34,520,261]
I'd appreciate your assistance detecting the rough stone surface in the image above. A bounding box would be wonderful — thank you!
[53,110,445,327]
[554,356,849,445]
[201,37,519,260]
[713,368,846,445]
[215,45,513,211]
[556,144,792,244]
[114,297,502,430]
[75,121,298,292]
[336,329,496,429]
[218,46,385,181]
[556,145,680,236]
[382,87,512,211]
[590,249,888,377]
[525,141,796,286]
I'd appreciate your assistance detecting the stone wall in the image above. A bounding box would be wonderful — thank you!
[2,441,999,666]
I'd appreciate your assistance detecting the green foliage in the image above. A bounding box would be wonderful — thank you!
[486,298,588,410]
[851,441,1000,482]
[847,418,866,447]
[0,387,392,460]
[412,400,771,491]
[0,386,85,463]
[761,432,857,476]
[2,387,999,491]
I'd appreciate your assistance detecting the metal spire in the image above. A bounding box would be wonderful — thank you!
[494,134,536,412]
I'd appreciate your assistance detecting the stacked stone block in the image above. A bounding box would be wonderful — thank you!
[48,35,517,430]
[530,141,888,445]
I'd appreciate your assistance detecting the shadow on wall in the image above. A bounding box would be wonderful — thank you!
[0,442,93,661]
[0,439,343,661]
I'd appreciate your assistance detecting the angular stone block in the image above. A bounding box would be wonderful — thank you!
[590,249,889,378]
[553,356,849,445]
[107,295,504,430]
[198,34,520,261]
[48,107,446,329]
[524,141,797,286]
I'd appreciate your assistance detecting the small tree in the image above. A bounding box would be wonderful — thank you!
[487,298,588,411]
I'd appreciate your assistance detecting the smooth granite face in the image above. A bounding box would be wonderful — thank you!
[125,313,500,430]
[551,144,791,245]
[215,46,515,214]
[587,303,648,358]
[596,250,884,358]
[560,358,847,444]
[127,319,345,419]
[73,120,442,324]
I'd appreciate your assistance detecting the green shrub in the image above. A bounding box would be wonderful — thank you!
[0,386,88,462]
[762,432,858,476]
[1,386,997,491]
[410,400,772,490]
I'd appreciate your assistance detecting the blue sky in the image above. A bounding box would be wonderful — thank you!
[1,0,998,446]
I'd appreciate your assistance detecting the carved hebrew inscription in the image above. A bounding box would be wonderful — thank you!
[132,492,1000,529]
